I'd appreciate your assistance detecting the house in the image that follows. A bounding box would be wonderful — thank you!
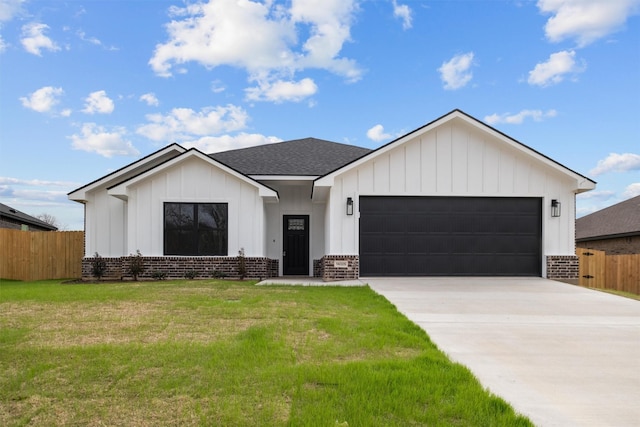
[68,109,595,280]
[0,203,58,231]
[576,195,640,254]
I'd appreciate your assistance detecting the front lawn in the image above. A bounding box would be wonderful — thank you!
[0,279,532,426]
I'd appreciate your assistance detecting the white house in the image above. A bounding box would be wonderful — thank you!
[68,110,595,280]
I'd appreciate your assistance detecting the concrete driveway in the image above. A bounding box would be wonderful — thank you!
[366,277,640,427]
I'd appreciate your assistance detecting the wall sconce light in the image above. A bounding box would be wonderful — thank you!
[346,197,354,216]
[551,199,561,217]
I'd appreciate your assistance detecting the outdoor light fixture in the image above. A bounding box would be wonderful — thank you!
[346,197,354,216]
[551,199,561,217]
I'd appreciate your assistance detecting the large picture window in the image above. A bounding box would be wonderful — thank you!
[164,203,228,256]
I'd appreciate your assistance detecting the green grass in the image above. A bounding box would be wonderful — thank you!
[0,279,532,426]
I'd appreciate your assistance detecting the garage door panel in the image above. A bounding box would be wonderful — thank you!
[359,196,542,276]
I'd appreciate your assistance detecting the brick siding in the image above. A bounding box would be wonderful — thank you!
[576,236,640,255]
[546,255,579,280]
[82,256,279,281]
[321,255,359,281]
[313,259,323,278]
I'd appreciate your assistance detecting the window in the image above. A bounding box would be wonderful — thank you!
[164,203,228,256]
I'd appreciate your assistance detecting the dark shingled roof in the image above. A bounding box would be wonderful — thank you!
[576,195,640,241]
[209,137,371,176]
[0,203,58,231]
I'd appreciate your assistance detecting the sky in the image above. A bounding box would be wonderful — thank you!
[0,0,638,231]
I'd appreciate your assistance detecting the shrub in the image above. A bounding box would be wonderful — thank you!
[237,248,247,280]
[212,270,226,279]
[128,250,145,281]
[185,270,198,280]
[91,252,107,280]
[151,271,167,280]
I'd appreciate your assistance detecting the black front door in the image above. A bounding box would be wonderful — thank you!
[283,215,309,275]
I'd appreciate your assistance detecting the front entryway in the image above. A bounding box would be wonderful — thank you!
[283,215,309,275]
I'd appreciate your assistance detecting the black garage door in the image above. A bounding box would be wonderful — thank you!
[359,196,542,276]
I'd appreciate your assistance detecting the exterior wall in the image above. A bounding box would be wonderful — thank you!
[577,236,640,255]
[546,255,579,281]
[321,255,359,281]
[260,180,326,276]
[78,147,185,257]
[124,156,266,257]
[82,256,278,280]
[324,119,579,277]
[84,190,126,257]
[0,216,55,231]
[0,217,23,230]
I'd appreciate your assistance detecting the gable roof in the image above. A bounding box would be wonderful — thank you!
[314,109,596,194]
[68,143,186,202]
[0,203,58,231]
[209,137,371,176]
[576,195,640,241]
[107,148,279,202]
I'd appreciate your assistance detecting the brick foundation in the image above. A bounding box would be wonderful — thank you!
[321,255,359,281]
[82,256,279,281]
[546,255,579,280]
[313,259,323,278]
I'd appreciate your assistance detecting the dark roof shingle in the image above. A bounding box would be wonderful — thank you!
[576,195,640,240]
[209,137,371,176]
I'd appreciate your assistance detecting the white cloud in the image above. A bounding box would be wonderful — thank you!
[0,35,6,52]
[576,190,616,201]
[183,133,283,153]
[623,183,640,198]
[137,105,249,142]
[77,30,101,46]
[537,0,640,47]
[589,152,640,176]
[0,0,25,22]
[140,92,159,106]
[366,124,393,142]
[69,123,139,158]
[20,86,64,113]
[438,52,474,90]
[245,78,318,103]
[528,50,585,86]
[392,0,412,30]
[20,22,60,55]
[149,0,362,96]
[0,177,81,187]
[82,90,115,114]
[484,109,557,125]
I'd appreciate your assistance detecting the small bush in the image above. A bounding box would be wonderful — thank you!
[128,250,145,281]
[185,270,198,280]
[237,248,247,280]
[91,252,107,280]
[212,270,226,279]
[151,271,167,280]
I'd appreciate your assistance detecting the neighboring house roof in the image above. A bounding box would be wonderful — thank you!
[209,137,372,176]
[0,203,58,231]
[576,195,640,241]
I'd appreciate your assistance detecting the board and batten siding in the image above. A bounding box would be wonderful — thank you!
[84,190,126,257]
[123,156,266,257]
[326,121,577,259]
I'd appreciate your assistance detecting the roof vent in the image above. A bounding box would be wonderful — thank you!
[9,209,16,213]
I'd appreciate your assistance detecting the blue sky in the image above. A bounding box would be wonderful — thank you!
[0,0,638,231]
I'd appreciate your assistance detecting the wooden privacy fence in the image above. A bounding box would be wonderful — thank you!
[577,247,640,295]
[0,229,84,281]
